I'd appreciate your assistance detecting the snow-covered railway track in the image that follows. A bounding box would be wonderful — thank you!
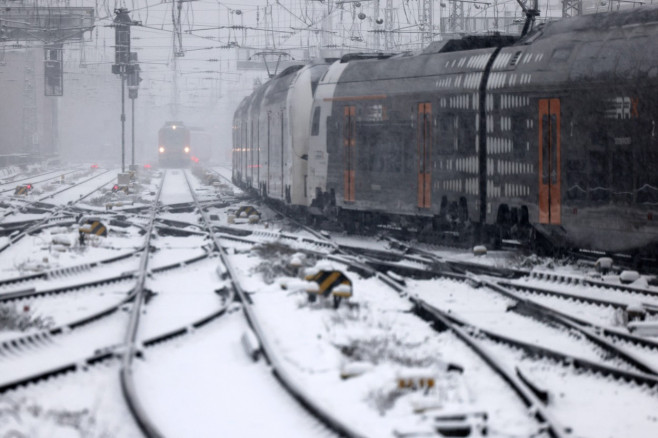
[0,168,85,194]
[0,170,164,382]
[200,169,567,437]
[229,177,658,435]
[0,242,217,356]
[0,169,119,254]
[333,233,658,378]
[352,251,658,379]
[179,169,355,437]
[0,167,70,186]
[501,272,658,316]
[0,168,242,436]
[352,256,658,436]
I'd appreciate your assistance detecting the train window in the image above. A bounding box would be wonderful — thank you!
[588,151,610,202]
[611,151,633,204]
[611,40,634,78]
[569,42,603,80]
[509,51,523,67]
[637,160,658,204]
[311,107,321,136]
[592,42,618,76]
[566,160,587,201]
[512,114,526,158]
[326,116,338,153]
[551,47,572,63]
[458,116,475,154]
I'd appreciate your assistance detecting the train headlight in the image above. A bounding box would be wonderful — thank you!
[159,146,165,153]
[184,146,190,154]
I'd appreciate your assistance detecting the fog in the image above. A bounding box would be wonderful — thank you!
[0,0,649,167]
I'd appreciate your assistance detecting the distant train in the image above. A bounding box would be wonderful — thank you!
[158,121,191,167]
[233,7,658,258]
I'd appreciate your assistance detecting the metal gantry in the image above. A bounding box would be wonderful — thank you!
[419,0,434,45]
[449,0,466,33]
[562,0,583,17]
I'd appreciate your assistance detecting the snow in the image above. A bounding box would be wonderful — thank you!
[225,246,539,437]
[159,170,194,205]
[138,257,228,340]
[2,164,658,437]
[0,360,142,437]
[132,311,335,437]
[412,277,634,367]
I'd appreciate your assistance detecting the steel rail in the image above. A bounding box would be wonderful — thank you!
[0,289,235,395]
[343,241,658,376]
[0,274,135,303]
[0,170,118,253]
[208,168,564,437]
[0,249,213,358]
[0,168,84,193]
[118,169,167,438]
[371,272,570,438]
[183,169,366,438]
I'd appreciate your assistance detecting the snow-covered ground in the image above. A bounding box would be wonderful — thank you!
[2,163,658,438]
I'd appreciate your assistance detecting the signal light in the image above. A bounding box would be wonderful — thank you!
[184,146,190,153]
[159,146,165,153]
[113,184,119,192]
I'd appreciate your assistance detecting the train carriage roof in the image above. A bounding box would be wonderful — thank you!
[527,5,658,39]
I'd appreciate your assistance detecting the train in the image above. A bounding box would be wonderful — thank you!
[233,7,658,258]
[158,121,191,167]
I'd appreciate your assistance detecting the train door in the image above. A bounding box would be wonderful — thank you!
[267,112,271,195]
[343,106,356,202]
[538,98,561,224]
[281,111,285,198]
[250,119,254,184]
[242,121,248,181]
[417,103,432,209]
[256,119,260,190]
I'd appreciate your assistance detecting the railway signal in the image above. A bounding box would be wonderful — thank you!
[111,8,141,174]
[127,52,142,167]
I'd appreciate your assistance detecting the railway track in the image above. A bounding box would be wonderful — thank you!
[3,164,658,437]
[208,165,658,437]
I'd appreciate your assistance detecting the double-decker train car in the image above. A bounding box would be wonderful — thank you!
[158,121,191,167]
[233,7,658,257]
[233,63,330,208]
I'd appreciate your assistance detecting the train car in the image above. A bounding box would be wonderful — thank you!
[487,10,658,253]
[233,99,250,182]
[158,121,191,167]
[235,7,658,257]
[233,62,329,208]
[308,45,511,233]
